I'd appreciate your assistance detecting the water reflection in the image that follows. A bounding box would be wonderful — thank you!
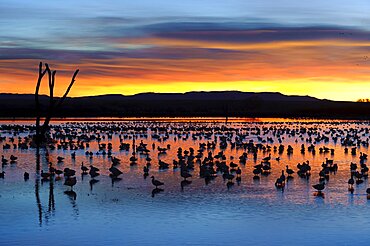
[2,119,370,244]
[111,176,122,187]
[34,178,42,226]
[89,179,99,191]
[35,177,57,226]
[64,190,77,200]
[48,179,55,212]
[64,191,79,218]
[152,188,164,197]
[180,180,192,191]
[226,181,234,190]
[33,148,79,226]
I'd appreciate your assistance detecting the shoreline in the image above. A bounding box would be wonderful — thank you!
[0,116,368,123]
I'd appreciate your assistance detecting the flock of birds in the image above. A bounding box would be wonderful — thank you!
[1,121,370,199]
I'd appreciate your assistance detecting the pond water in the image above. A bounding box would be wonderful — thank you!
[0,118,370,245]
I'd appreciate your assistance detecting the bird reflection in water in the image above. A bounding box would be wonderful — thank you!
[81,172,88,181]
[152,188,164,197]
[64,190,77,200]
[89,179,99,191]
[181,180,192,191]
[111,176,122,187]
[143,173,149,179]
[253,177,260,185]
[227,181,234,190]
[64,190,79,218]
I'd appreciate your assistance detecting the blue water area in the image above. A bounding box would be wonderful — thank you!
[0,119,370,245]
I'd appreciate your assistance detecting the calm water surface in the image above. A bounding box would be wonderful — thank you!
[0,118,370,245]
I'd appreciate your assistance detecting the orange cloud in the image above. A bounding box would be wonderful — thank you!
[1,34,370,101]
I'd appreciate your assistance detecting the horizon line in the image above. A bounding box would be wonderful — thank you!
[0,90,343,101]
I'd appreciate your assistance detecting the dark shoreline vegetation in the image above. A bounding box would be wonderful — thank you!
[1,91,370,119]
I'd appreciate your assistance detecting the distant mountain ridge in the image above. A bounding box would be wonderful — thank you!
[127,91,322,102]
[1,91,322,102]
[0,91,368,118]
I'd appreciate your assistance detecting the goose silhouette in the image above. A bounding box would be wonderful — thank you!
[24,172,29,180]
[81,162,89,173]
[151,176,164,188]
[109,166,123,177]
[64,177,77,190]
[312,182,325,195]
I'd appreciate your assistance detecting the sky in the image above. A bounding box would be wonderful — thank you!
[0,0,370,101]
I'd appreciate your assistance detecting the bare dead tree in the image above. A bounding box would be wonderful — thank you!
[35,62,47,145]
[34,62,79,146]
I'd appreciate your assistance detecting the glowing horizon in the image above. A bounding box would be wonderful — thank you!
[1,1,370,101]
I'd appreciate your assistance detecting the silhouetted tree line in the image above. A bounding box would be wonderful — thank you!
[357,99,370,103]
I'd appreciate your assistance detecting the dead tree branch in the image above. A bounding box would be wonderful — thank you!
[35,62,47,145]
[34,62,79,145]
